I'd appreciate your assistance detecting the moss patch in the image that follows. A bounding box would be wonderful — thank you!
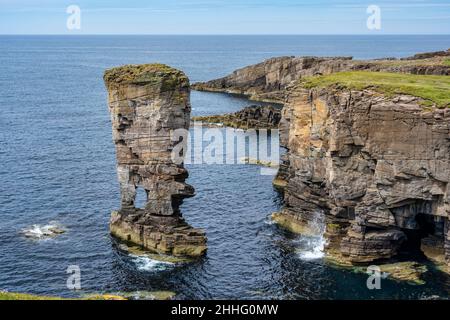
[0,291,176,301]
[271,212,318,236]
[104,63,189,90]
[0,291,63,300]
[325,252,428,285]
[300,71,450,108]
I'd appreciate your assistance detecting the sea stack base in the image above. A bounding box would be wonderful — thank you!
[110,211,207,257]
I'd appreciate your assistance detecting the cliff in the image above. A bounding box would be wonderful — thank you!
[277,71,450,265]
[192,50,450,104]
[104,63,207,257]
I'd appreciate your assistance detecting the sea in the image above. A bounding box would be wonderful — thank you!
[1,35,450,299]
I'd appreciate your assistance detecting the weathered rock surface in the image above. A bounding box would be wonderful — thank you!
[192,104,282,129]
[279,84,450,264]
[192,52,450,104]
[194,49,450,267]
[104,63,207,257]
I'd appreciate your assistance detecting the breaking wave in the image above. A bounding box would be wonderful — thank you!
[130,254,175,272]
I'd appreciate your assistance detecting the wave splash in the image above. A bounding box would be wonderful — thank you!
[21,222,66,240]
[130,254,175,272]
[297,211,326,261]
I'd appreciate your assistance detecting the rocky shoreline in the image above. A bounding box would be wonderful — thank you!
[192,104,282,129]
[192,49,450,275]
[100,49,450,282]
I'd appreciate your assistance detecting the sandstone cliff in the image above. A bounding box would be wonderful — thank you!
[277,71,450,265]
[193,50,450,267]
[192,49,450,104]
[104,63,207,257]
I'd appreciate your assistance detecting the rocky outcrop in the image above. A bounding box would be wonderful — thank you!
[402,48,450,60]
[192,53,450,104]
[104,63,207,257]
[192,56,354,103]
[190,49,450,267]
[278,81,450,265]
[192,104,282,129]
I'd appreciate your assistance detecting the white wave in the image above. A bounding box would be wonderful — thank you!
[297,210,326,261]
[298,236,326,260]
[21,222,65,240]
[130,254,175,271]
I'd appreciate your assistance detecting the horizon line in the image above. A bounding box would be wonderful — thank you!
[1,33,450,36]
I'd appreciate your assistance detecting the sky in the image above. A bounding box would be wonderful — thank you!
[0,0,449,35]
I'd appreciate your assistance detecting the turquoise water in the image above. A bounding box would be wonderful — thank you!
[1,35,450,299]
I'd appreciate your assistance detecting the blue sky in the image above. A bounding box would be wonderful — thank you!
[1,0,449,34]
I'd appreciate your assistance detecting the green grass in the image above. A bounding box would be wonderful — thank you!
[300,71,450,108]
[444,59,450,67]
[104,63,189,90]
[0,291,62,300]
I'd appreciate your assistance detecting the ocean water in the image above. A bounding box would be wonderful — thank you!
[1,35,450,299]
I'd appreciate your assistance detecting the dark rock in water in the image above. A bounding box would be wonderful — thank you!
[192,104,282,129]
[21,223,66,240]
[104,63,207,257]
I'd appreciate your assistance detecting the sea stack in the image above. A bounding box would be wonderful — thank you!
[104,63,207,257]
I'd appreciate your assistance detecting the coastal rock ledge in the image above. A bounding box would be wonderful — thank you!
[104,63,207,257]
[279,73,450,265]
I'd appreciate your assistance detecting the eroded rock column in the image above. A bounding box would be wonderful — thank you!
[104,63,207,257]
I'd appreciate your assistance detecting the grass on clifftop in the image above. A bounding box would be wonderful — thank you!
[300,71,450,108]
[104,63,189,90]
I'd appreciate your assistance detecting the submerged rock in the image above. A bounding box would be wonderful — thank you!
[21,223,66,240]
[326,252,429,285]
[104,64,207,257]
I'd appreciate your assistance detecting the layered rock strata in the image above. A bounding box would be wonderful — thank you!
[192,104,282,129]
[190,49,450,268]
[104,63,207,257]
[278,79,450,265]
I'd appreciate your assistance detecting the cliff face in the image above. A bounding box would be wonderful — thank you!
[278,79,450,264]
[192,56,354,103]
[193,49,450,266]
[104,64,207,257]
[192,50,450,104]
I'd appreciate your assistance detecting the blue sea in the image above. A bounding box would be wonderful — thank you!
[1,35,450,299]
